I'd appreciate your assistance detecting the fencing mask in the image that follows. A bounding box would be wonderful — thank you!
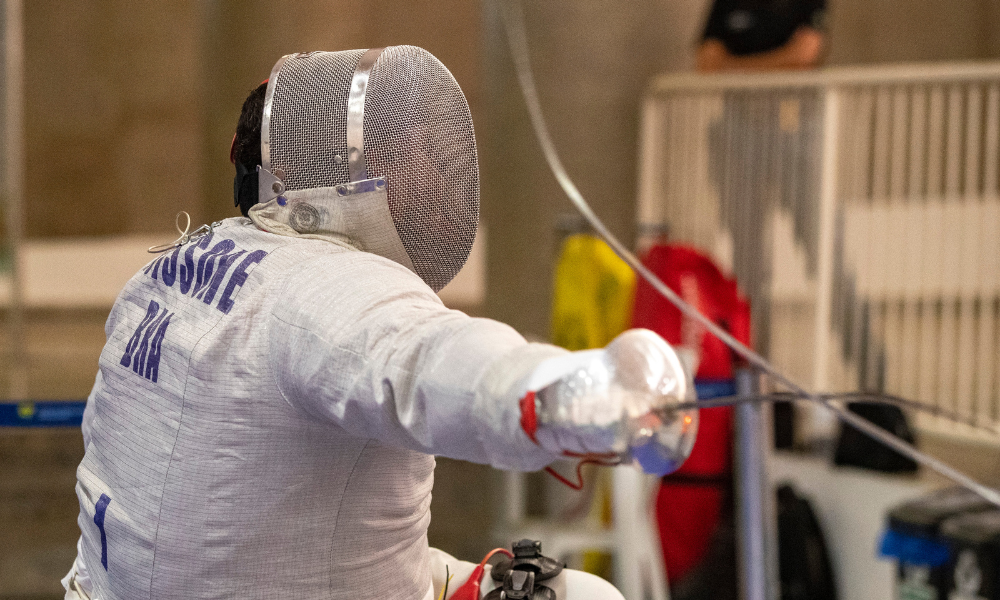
[249,47,479,292]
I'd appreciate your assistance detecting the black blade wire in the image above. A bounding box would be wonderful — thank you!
[665,392,1000,437]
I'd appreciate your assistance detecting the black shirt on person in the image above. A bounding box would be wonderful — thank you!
[702,0,826,56]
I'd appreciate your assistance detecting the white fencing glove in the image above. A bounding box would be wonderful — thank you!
[520,329,699,475]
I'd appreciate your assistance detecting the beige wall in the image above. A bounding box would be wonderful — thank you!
[24,1,204,237]
[827,0,1000,64]
[197,0,485,225]
[21,1,482,237]
[481,0,707,338]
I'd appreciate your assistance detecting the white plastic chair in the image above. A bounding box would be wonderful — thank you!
[495,466,670,600]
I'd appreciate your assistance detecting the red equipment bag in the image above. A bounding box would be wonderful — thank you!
[631,244,750,585]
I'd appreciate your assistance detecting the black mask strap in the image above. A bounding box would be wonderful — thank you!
[234,162,259,217]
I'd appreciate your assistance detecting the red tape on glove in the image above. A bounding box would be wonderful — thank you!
[519,391,538,444]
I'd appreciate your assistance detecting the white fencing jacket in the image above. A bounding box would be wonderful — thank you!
[67,217,565,600]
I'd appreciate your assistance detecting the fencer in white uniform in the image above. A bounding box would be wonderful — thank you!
[62,47,697,600]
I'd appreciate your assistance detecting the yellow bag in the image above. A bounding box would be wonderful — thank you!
[551,234,636,351]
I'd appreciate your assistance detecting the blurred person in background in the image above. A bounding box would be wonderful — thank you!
[697,0,826,72]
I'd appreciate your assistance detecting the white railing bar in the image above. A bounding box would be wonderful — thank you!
[976,85,1000,422]
[955,86,983,419]
[899,86,926,400]
[889,87,912,391]
[962,85,983,197]
[907,87,928,199]
[872,87,892,202]
[649,61,1000,95]
[926,86,946,197]
[812,88,839,396]
[641,63,1000,436]
[636,98,662,227]
[936,87,966,413]
[945,85,964,197]
[889,87,909,200]
[984,84,1000,195]
[693,94,711,249]
[917,85,945,404]
[680,95,697,244]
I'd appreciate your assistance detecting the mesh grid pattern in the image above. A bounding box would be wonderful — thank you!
[269,50,365,191]
[267,47,479,291]
[363,46,479,291]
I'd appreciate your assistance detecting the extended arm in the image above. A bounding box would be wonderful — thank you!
[269,253,696,473]
[268,253,564,470]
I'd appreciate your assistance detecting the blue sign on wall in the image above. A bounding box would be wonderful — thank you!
[0,401,86,427]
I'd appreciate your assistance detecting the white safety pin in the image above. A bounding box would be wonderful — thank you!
[147,211,215,254]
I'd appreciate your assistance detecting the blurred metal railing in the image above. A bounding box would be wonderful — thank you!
[638,62,1000,442]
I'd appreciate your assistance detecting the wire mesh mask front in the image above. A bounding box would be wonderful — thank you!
[266,47,479,291]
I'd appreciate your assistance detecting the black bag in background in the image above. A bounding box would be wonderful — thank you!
[670,483,838,600]
[833,402,918,473]
[668,480,739,600]
[773,401,795,450]
[777,484,838,600]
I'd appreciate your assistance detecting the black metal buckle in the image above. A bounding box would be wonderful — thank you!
[484,539,563,600]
